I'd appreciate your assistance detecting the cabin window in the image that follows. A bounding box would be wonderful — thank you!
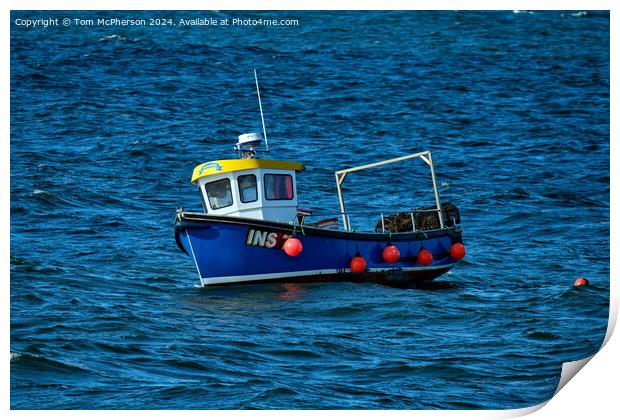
[205,178,233,209]
[264,174,294,200]
[238,174,258,203]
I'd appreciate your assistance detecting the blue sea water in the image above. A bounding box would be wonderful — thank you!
[10,10,610,409]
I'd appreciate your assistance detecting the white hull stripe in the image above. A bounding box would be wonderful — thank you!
[184,230,205,285]
[200,264,455,286]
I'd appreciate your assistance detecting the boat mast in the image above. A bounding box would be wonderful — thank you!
[253,69,269,152]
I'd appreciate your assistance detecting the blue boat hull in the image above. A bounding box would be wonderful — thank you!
[174,212,463,287]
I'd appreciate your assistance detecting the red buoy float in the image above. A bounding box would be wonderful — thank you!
[382,245,400,263]
[418,249,433,266]
[350,255,367,273]
[450,243,466,260]
[282,237,302,257]
[574,277,589,287]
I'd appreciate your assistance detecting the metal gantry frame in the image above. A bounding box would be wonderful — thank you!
[334,150,444,232]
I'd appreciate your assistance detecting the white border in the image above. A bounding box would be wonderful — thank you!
[4,1,616,419]
[2,0,617,11]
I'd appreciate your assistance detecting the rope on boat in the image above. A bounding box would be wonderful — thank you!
[289,220,305,237]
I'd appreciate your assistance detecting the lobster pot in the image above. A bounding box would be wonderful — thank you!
[375,202,461,233]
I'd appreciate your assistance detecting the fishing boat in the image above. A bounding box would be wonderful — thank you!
[174,71,466,287]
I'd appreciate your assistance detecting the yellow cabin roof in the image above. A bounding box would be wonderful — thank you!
[191,159,305,183]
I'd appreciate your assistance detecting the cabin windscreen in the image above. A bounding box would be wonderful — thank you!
[238,174,258,203]
[205,178,233,209]
[264,174,293,200]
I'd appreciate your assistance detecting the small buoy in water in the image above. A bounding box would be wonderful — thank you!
[418,249,433,266]
[382,245,400,263]
[450,242,466,260]
[350,255,367,273]
[574,277,589,287]
[283,238,302,257]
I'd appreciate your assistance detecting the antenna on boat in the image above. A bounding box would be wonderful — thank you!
[253,68,269,152]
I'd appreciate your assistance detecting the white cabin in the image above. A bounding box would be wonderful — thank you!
[191,158,305,223]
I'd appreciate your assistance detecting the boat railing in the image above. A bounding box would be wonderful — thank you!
[334,150,445,231]
[177,206,457,234]
[302,206,454,234]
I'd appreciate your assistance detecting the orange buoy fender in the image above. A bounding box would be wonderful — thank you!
[418,249,433,266]
[382,245,400,263]
[350,255,367,273]
[283,237,302,257]
[450,243,466,260]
